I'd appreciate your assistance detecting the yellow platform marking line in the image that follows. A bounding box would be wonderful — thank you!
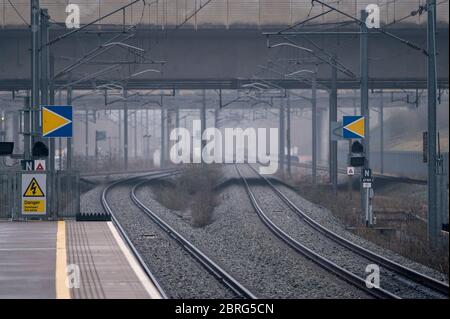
[107,222,163,299]
[56,221,71,299]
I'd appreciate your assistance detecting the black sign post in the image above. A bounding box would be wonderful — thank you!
[423,131,428,163]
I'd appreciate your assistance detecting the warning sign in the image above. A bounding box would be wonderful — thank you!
[34,160,46,171]
[23,178,45,197]
[347,167,355,176]
[22,200,46,213]
[22,174,46,215]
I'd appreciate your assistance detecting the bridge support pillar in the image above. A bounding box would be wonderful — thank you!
[279,98,285,177]
[146,108,150,165]
[66,87,72,170]
[312,71,317,184]
[201,90,207,164]
[134,110,138,159]
[118,109,122,160]
[49,54,55,172]
[427,0,439,244]
[12,111,20,153]
[160,98,166,168]
[379,91,384,174]
[124,89,128,170]
[287,92,291,177]
[85,110,89,162]
[23,96,31,159]
[329,56,338,194]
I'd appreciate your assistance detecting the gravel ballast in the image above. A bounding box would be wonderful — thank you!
[81,181,234,299]
[238,165,445,299]
[227,164,447,284]
[79,166,446,299]
[136,179,370,299]
[273,179,447,283]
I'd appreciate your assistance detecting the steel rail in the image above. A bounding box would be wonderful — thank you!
[236,165,399,299]
[131,180,258,300]
[101,169,178,299]
[247,164,449,297]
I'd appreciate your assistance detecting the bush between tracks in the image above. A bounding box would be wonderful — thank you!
[154,164,222,227]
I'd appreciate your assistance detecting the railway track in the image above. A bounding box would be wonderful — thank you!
[102,170,257,299]
[101,170,174,299]
[236,164,449,299]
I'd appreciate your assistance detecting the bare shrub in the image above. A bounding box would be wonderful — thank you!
[152,181,188,211]
[190,191,218,227]
[177,164,223,193]
[153,164,223,228]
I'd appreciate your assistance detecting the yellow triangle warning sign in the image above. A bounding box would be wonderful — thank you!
[344,117,365,138]
[42,107,71,137]
[23,178,45,197]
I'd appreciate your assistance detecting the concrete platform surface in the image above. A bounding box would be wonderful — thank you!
[66,221,161,299]
[0,222,57,299]
[0,221,162,299]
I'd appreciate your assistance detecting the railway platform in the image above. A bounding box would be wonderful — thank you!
[0,220,163,299]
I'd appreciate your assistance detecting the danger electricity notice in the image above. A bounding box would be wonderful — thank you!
[22,200,46,213]
[21,174,46,215]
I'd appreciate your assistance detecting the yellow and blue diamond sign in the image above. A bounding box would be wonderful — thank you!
[42,106,73,138]
[343,116,365,139]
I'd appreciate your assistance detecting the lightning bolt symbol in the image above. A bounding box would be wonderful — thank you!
[31,182,37,195]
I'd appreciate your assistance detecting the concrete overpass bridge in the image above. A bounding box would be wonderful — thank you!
[0,26,448,91]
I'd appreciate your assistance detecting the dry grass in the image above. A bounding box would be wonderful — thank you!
[153,164,222,228]
[294,180,449,279]
[152,180,188,211]
[190,191,219,227]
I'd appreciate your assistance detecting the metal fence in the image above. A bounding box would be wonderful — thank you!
[55,171,80,218]
[338,150,449,181]
[0,170,80,220]
[0,171,18,219]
